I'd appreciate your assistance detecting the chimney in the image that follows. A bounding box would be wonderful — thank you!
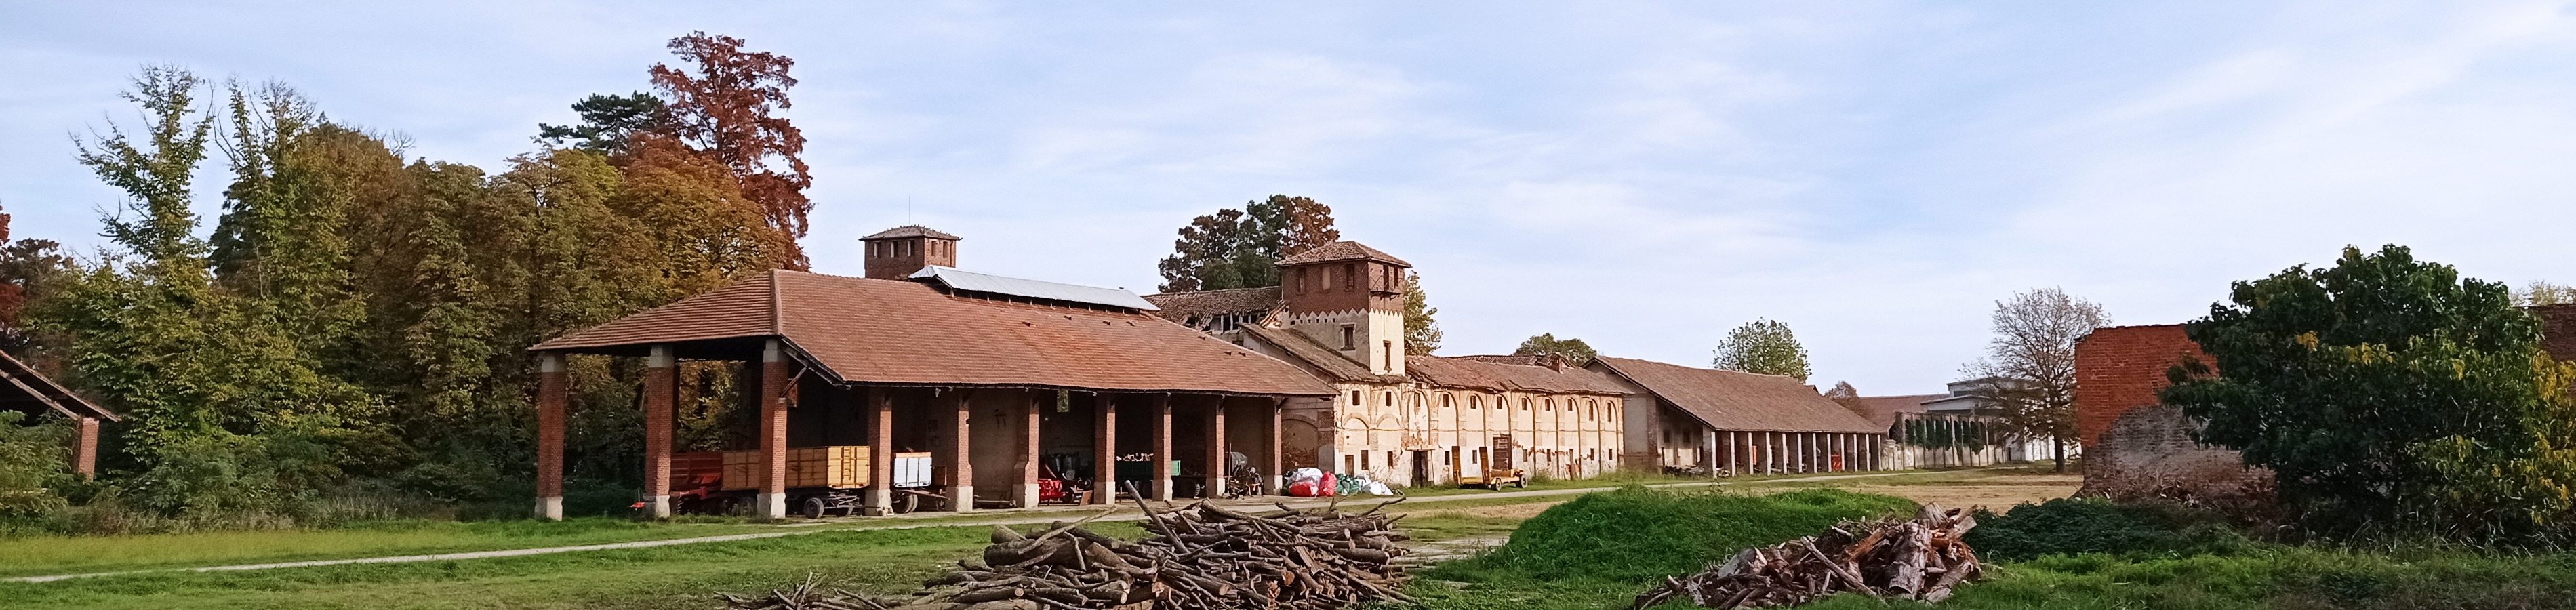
[860,225,961,280]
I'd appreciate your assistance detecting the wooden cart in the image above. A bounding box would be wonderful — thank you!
[675,447,942,517]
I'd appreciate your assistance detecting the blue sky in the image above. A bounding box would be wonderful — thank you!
[5,2,2573,393]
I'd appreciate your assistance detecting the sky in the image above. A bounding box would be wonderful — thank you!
[5,1,2575,394]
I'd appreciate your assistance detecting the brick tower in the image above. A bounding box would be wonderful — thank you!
[1276,241,1411,375]
[861,225,961,280]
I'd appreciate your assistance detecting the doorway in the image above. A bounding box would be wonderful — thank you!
[1409,450,1430,487]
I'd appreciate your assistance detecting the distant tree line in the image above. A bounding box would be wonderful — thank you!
[0,32,813,525]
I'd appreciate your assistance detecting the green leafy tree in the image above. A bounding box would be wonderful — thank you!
[1403,271,1440,355]
[0,411,69,516]
[1713,319,1811,381]
[1962,288,2108,472]
[2161,245,2576,542]
[1514,333,1598,365]
[536,93,670,154]
[1155,195,1338,292]
[0,205,74,354]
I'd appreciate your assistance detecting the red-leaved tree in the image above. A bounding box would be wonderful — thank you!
[651,32,813,268]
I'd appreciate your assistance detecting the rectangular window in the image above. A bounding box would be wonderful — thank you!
[1362,451,1371,469]
[1342,325,1355,350]
[1350,391,1361,405]
[1297,267,1309,293]
[1383,340,1394,369]
[1344,263,1356,289]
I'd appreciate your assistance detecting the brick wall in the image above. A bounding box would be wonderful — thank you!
[2073,325,2210,448]
[2532,304,2576,362]
[2078,404,2273,506]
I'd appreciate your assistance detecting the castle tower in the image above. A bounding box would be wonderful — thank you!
[1277,241,1411,375]
[861,225,961,280]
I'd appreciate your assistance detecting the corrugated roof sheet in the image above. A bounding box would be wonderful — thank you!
[1407,356,1634,395]
[1591,357,1883,433]
[532,270,1332,396]
[1142,287,1281,326]
[863,225,961,241]
[1277,241,1411,267]
[910,266,1159,310]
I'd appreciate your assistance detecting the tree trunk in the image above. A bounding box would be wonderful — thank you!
[2050,436,2066,473]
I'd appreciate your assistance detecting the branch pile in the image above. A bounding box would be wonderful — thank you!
[1629,504,1981,609]
[721,500,1411,610]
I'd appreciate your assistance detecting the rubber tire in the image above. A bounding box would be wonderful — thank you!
[1512,478,1527,489]
[803,497,826,520]
[893,493,920,514]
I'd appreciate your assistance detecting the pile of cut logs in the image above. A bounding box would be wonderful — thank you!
[1629,504,1982,609]
[721,499,1411,610]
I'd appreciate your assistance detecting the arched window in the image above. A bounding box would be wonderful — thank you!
[1521,398,1531,411]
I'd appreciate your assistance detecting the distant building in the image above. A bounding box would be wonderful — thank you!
[1843,378,2056,468]
[1591,357,1886,476]
[1147,241,1641,486]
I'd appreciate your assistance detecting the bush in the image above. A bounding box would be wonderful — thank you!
[1480,487,1915,582]
[1965,497,2256,561]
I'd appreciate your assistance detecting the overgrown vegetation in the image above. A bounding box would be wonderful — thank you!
[1965,497,2255,561]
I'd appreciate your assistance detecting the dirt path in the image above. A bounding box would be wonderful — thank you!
[4,468,2015,584]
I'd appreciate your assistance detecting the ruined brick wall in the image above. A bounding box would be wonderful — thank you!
[2074,325,2271,506]
[2074,325,2209,447]
[2532,304,2576,362]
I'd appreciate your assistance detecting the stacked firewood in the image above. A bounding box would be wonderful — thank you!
[1630,504,1982,609]
[721,500,1411,610]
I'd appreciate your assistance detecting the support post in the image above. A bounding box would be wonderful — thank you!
[73,416,98,479]
[1152,394,1173,501]
[1093,394,1117,505]
[1203,397,1226,499]
[643,344,675,518]
[866,388,894,514]
[757,340,792,519]
[1264,397,1285,495]
[534,352,567,521]
[1018,394,1041,508]
[946,390,975,512]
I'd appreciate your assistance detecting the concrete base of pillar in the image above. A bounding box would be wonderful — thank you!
[1016,483,1039,508]
[866,488,893,515]
[756,493,787,519]
[950,485,976,512]
[534,496,563,521]
[1205,476,1227,499]
[645,495,672,518]
[1152,477,1173,501]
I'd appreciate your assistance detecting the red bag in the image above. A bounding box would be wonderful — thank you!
[1288,480,1321,497]
[1319,472,1338,497]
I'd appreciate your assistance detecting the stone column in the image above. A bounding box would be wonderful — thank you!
[1152,394,1173,502]
[1203,397,1227,498]
[945,390,975,512]
[757,340,791,519]
[643,344,676,518]
[867,388,894,514]
[1093,394,1118,504]
[534,352,567,521]
[73,416,98,479]
[1018,393,1041,508]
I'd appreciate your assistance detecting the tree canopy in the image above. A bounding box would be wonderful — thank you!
[1712,319,1810,381]
[1155,195,1337,292]
[1514,333,1598,365]
[1403,271,1440,355]
[2162,245,2576,544]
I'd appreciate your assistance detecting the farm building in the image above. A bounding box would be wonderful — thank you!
[1146,241,1642,487]
[527,226,1335,520]
[1590,357,1886,476]
[1840,380,2061,468]
[0,350,113,479]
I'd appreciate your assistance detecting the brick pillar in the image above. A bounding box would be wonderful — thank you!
[757,340,790,519]
[946,390,975,512]
[534,352,567,520]
[866,388,894,514]
[1264,397,1285,495]
[1018,393,1041,508]
[1203,397,1226,498]
[1093,394,1117,504]
[1151,394,1173,501]
[642,344,675,518]
[73,416,98,479]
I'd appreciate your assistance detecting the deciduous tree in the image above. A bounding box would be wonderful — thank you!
[651,32,811,268]
[1962,287,2107,472]
[1713,319,1811,381]
[1403,271,1440,355]
[1156,195,1340,292]
[1514,333,1597,365]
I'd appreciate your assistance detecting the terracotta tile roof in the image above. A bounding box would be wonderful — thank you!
[862,225,961,241]
[1142,287,1281,327]
[0,350,115,422]
[1239,324,1405,384]
[1841,394,1941,429]
[533,270,1334,396]
[1590,357,1883,433]
[1407,356,1635,395]
[1277,241,1410,267]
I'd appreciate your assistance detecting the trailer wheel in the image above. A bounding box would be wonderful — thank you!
[1512,478,1527,489]
[893,493,919,514]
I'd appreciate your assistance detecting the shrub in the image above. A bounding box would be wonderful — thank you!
[1480,487,1914,582]
[1966,497,2255,561]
